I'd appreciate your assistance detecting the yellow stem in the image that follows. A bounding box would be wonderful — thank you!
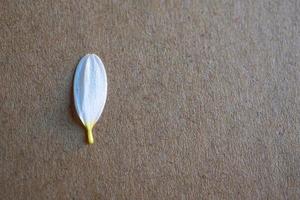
[86,124,94,144]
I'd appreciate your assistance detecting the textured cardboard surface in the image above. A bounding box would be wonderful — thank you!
[0,0,299,199]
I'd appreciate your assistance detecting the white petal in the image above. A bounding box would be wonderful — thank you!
[73,54,107,144]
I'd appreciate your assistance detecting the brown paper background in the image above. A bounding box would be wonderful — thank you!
[0,0,299,199]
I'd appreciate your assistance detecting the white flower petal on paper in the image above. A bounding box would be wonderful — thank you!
[74,54,107,144]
